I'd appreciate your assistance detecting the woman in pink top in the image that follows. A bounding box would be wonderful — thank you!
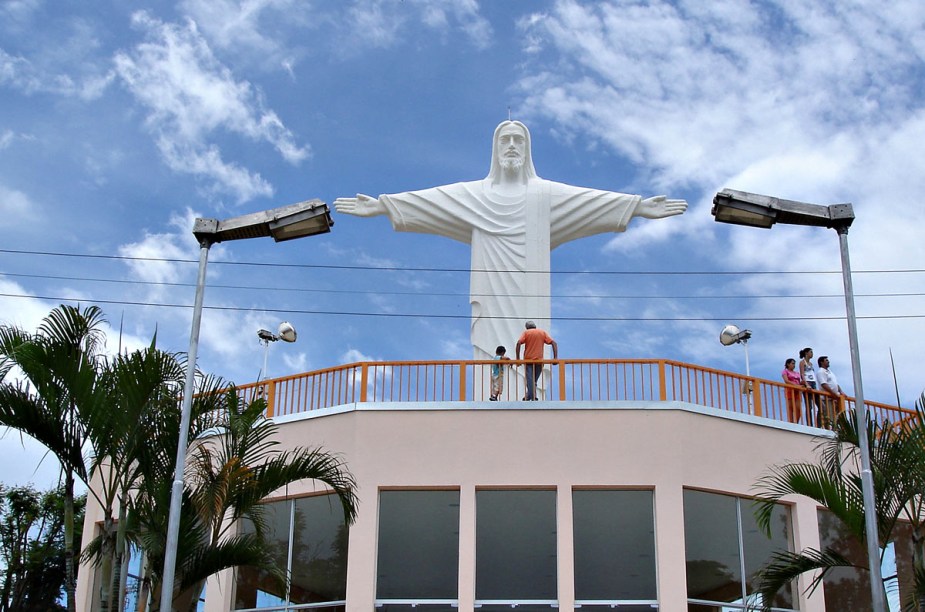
[781,358,803,424]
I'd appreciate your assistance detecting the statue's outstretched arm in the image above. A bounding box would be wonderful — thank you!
[334,193,386,217]
[637,195,688,219]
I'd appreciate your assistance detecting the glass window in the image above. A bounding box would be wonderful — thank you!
[817,508,869,611]
[376,490,460,601]
[235,501,291,609]
[572,489,657,603]
[684,490,742,604]
[684,489,796,611]
[290,495,350,605]
[476,489,557,604]
[818,509,913,612]
[234,494,349,611]
[742,500,796,609]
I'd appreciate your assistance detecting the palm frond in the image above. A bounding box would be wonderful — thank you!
[754,462,864,537]
[755,547,855,611]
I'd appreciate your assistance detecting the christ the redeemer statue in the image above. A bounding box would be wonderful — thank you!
[335,120,687,362]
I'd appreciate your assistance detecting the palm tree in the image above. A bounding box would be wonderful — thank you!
[128,387,358,612]
[0,304,106,612]
[752,396,925,611]
[81,344,190,612]
[2,305,359,612]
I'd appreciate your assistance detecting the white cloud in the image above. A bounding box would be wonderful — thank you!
[281,351,308,377]
[517,0,925,192]
[343,0,492,52]
[156,139,273,202]
[0,277,55,331]
[514,0,925,403]
[0,42,114,100]
[409,0,493,49]
[0,183,37,226]
[113,11,309,203]
[118,208,203,299]
[0,0,41,23]
[341,348,378,363]
[179,0,301,55]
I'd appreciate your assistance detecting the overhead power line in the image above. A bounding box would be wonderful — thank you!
[2,248,923,276]
[1,292,924,322]
[2,271,924,301]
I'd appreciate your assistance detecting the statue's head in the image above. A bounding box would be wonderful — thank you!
[487,120,538,181]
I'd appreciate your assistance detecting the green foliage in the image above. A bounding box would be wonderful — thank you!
[0,304,106,612]
[130,389,358,611]
[0,484,86,612]
[752,396,925,611]
[1,304,358,612]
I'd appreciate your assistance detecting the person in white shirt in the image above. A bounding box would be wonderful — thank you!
[816,355,845,428]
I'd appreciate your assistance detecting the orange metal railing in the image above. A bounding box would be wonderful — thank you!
[233,358,915,429]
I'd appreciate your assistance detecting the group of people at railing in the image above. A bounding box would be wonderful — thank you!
[490,320,559,402]
[782,346,847,428]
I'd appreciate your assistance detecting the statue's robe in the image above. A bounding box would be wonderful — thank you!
[380,177,641,363]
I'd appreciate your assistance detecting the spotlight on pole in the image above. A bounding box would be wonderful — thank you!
[720,324,753,400]
[258,322,298,380]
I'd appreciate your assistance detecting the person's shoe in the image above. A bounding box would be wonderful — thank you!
[489,395,497,401]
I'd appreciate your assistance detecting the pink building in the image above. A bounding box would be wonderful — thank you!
[79,359,916,612]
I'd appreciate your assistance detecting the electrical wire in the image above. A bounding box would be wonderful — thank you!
[2,271,923,300]
[2,248,924,276]
[1,292,923,322]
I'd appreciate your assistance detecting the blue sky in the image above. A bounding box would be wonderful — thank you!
[2,0,924,489]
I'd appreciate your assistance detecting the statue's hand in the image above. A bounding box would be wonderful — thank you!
[637,196,687,219]
[333,193,385,217]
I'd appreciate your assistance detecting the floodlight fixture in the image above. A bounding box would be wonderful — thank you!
[193,199,333,246]
[278,321,297,343]
[711,187,883,612]
[711,188,854,231]
[719,324,751,347]
[257,322,298,382]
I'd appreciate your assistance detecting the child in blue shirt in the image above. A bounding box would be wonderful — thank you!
[489,345,511,401]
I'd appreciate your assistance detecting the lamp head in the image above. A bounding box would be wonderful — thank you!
[712,189,854,231]
[278,322,297,343]
[193,199,333,246]
[720,324,752,346]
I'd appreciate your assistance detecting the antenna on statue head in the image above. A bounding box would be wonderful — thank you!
[508,106,511,121]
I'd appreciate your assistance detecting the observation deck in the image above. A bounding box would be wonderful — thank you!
[237,358,913,429]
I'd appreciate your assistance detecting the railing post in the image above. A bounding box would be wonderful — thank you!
[360,364,368,403]
[751,379,762,417]
[265,381,276,417]
[558,360,566,401]
[459,361,467,401]
[658,360,667,401]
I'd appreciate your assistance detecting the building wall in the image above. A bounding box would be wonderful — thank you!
[201,400,828,612]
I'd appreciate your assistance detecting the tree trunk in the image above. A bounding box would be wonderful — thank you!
[133,558,150,612]
[115,502,130,612]
[913,525,925,611]
[64,472,77,612]
[98,515,114,612]
[172,581,204,612]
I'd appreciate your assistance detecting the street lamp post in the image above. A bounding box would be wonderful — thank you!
[711,189,885,612]
[160,200,333,612]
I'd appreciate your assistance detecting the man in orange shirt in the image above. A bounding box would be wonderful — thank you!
[515,321,558,401]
